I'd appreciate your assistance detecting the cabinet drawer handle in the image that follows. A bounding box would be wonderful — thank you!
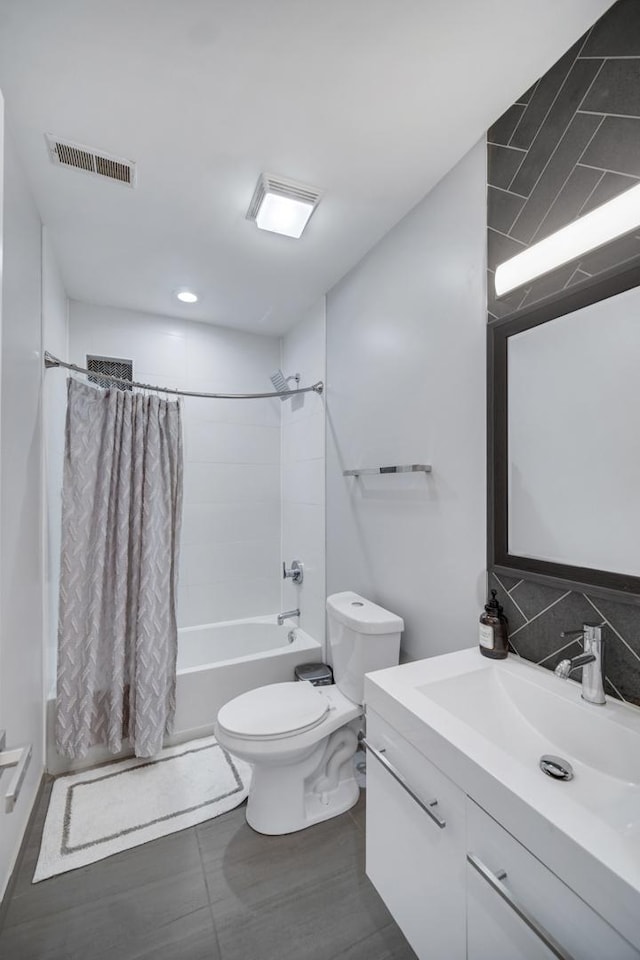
[467,853,575,960]
[361,736,446,829]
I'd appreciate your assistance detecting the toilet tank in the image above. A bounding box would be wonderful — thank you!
[326,592,404,705]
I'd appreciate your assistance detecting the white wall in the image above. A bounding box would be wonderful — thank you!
[326,140,487,661]
[0,117,46,899]
[281,298,326,648]
[68,302,282,629]
[42,229,68,699]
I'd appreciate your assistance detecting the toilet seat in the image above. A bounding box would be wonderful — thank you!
[217,681,330,741]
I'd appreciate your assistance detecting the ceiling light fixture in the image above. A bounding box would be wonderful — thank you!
[495,181,640,297]
[176,290,198,303]
[246,174,322,239]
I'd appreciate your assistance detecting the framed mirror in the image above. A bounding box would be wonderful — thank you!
[489,260,640,600]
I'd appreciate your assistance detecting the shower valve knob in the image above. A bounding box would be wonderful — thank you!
[282,560,304,584]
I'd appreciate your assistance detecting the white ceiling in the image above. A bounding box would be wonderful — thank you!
[0,0,612,335]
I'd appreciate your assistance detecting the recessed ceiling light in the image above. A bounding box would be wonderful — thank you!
[495,181,640,297]
[176,290,198,303]
[246,174,322,239]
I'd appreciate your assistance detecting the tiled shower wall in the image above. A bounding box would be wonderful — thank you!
[487,0,640,706]
[68,301,282,628]
[281,298,326,649]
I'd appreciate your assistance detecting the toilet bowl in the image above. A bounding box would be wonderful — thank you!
[214,592,404,835]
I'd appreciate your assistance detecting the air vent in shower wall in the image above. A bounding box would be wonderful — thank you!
[87,356,133,390]
[45,134,136,187]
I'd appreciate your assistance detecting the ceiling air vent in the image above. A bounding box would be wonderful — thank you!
[45,134,136,187]
[246,174,322,222]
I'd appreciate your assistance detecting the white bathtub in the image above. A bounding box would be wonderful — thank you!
[172,615,322,740]
[46,614,321,774]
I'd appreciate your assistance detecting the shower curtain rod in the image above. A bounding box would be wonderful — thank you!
[43,352,324,400]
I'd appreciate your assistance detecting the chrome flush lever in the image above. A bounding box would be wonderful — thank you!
[282,560,304,584]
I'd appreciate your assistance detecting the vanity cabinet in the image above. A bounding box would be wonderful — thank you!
[365,710,640,960]
[365,710,467,959]
[466,800,638,960]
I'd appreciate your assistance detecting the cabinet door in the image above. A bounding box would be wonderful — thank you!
[467,799,640,960]
[467,859,560,960]
[365,710,466,960]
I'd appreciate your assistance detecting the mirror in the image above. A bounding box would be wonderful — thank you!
[490,263,640,597]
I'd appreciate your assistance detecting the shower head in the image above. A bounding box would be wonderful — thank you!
[270,369,300,401]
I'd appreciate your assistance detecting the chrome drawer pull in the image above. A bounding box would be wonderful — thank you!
[361,736,446,829]
[467,853,575,960]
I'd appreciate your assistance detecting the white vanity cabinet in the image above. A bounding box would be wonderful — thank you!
[365,711,640,960]
[466,800,638,960]
[365,709,467,959]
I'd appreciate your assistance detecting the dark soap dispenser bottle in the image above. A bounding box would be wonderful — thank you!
[479,589,509,659]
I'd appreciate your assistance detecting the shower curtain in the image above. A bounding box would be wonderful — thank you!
[55,378,183,759]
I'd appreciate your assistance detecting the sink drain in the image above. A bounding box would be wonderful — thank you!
[539,755,574,781]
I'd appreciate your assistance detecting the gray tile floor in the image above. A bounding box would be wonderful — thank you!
[0,779,416,960]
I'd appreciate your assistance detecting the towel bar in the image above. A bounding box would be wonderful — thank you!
[343,464,432,477]
[0,730,32,813]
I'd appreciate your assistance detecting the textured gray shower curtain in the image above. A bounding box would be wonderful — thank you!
[56,378,183,759]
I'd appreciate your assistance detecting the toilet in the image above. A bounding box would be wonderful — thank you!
[214,591,404,835]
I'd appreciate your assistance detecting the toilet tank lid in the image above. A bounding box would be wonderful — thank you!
[326,592,404,635]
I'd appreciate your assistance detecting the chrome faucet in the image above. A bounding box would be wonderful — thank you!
[277,608,300,626]
[554,623,606,705]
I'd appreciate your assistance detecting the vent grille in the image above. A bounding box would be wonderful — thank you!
[46,134,136,187]
[246,173,322,221]
[87,356,133,391]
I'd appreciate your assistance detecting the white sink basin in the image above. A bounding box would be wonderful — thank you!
[419,661,640,785]
[364,647,640,900]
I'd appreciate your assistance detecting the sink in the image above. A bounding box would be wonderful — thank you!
[364,647,640,897]
[418,660,640,785]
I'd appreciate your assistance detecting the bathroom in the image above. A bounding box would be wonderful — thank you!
[0,0,639,957]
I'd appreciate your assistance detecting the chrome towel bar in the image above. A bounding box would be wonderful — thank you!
[343,464,432,477]
[0,730,32,813]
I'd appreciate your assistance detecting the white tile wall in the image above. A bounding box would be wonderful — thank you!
[69,299,326,640]
[69,301,282,628]
[281,298,327,649]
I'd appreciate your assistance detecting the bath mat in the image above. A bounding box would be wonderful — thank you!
[33,736,251,882]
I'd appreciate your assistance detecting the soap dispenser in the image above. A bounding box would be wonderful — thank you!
[479,589,509,659]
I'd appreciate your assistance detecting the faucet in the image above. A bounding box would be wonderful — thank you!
[554,623,606,705]
[277,608,300,626]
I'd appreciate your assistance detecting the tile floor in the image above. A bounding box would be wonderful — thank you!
[0,779,416,960]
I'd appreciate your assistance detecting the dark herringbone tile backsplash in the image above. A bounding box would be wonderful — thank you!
[491,573,640,707]
[487,0,640,320]
[486,0,640,710]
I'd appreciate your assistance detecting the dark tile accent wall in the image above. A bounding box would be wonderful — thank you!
[487,0,640,320]
[490,573,640,706]
[486,0,640,709]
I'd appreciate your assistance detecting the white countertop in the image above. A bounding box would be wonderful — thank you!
[365,647,640,949]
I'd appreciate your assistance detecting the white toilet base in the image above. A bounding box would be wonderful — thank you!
[242,723,361,835]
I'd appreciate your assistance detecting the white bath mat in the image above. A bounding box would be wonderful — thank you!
[33,736,250,882]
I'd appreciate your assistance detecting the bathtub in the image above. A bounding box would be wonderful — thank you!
[46,614,321,774]
[172,615,322,739]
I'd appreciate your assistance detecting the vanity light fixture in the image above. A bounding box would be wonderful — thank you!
[495,180,640,297]
[246,173,322,239]
[176,290,198,303]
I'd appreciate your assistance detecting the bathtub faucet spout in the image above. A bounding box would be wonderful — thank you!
[277,608,300,626]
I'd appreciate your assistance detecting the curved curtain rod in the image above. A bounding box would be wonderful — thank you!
[43,352,324,400]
